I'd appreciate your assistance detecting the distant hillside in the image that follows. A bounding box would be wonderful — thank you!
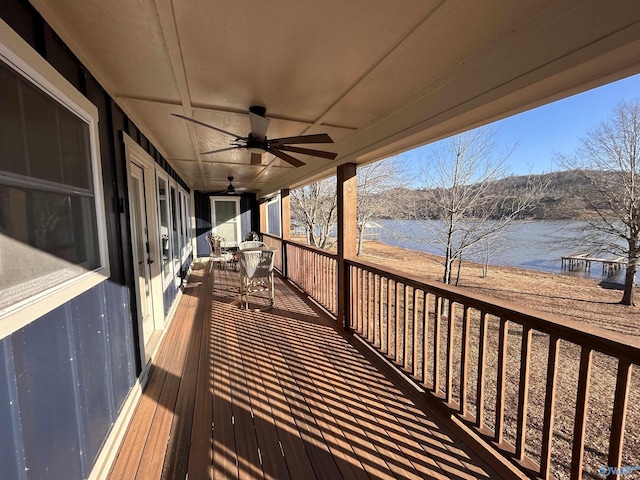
[378,170,612,220]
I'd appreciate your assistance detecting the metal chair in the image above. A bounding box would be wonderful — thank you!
[205,234,228,269]
[238,249,275,309]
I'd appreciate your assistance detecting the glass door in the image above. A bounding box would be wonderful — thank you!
[211,198,241,244]
[129,162,156,347]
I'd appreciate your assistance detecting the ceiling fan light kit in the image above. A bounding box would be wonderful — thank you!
[172,106,338,168]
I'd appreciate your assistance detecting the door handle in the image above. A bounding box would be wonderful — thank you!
[147,258,154,265]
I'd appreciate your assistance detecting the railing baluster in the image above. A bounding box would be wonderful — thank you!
[433,296,442,394]
[495,318,509,445]
[446,300,456,405]
[607,360,632,478]
[380,277,391,353]
[413,289,419,378]
[403,285,410,371]
[460,305,470,417]
[384,277,390,355]
[387,279,395,357]
[375,274,381,348]
[570,347,593,480]
[476,312,487,429]
[540,335,560,479]
[516,325,532,461]
[363,270,369,340]
[395,282,401,362]
[378,275,384,350]
[359,268,364,334]
[369,271,375,342]
[422,292,429,387]
[349,265,356,329]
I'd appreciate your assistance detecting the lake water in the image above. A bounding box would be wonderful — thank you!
[375,219,631,284]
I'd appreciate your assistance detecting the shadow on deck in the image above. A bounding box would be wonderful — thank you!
[108,259,505,479]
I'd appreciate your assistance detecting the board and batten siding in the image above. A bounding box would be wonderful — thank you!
[0,0,190,478]
[194,190,259,258]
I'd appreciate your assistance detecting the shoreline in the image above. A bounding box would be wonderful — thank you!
[357,240,639,338]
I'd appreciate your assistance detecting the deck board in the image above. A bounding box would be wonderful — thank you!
[108,259,504,479]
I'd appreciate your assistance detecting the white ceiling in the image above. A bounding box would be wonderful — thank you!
[30,0,640,196]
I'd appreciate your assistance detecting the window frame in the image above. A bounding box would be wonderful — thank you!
[0,20,110,339]
[266,194,282,237]
[179,188,190,263]
[156,171,173,290]
[210,196,241,244]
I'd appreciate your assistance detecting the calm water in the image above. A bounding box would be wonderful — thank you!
[375,219,631,283]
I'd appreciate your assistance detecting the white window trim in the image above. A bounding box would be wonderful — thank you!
[266,194,281,237]
[179,187,191,263]
[156,171,173,290]
[168,180,182,288]
[0,19,110,340]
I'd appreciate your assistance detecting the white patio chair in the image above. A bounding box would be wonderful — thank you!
[239,240,267,250]
[238,249,275,309]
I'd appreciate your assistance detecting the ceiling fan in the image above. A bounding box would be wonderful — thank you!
[172,106,338,167]
[214,176,246,195]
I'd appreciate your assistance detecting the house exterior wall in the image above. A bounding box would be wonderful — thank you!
[0,1,191,478]
[194,190,259,257]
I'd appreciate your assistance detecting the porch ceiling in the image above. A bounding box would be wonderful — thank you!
[30,0,640,195]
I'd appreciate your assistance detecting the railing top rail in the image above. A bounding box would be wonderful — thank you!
[347,258,640,362]
[284,238,337,259]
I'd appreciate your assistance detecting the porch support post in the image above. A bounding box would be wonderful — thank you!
[337,163,357,330]
[280,190,290,278]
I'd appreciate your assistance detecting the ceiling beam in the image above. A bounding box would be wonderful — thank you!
[152,0,208,188]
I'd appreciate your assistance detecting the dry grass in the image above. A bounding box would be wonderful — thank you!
[358,241,640,338]
[354,241,640,480]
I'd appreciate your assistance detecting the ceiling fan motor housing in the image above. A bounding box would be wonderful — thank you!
[249,105,267,117]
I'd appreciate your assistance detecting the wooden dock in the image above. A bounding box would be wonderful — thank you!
[561,253,626,275]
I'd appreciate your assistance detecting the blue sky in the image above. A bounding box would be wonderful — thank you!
[403,72,640,177]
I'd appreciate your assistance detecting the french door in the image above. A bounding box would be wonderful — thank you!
[125,134,164,364]
[129,163,155,345]
[211,197,241,244]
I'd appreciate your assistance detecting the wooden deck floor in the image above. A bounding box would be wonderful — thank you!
[108,259,503,479]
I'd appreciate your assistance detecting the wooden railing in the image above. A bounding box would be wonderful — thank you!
[261,233,338,316]
[347,258,640,480]
[261,233,283,273]
[259,232,639,478]
[285,241,337,316]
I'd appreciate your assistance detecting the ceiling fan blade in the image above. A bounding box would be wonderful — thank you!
[172,113,245,140]
[266,147,305,168]
[200,145,243,155]
[250,153,262,165]
[269,133,333,146]
[249,111,270,141]
[278,145,338,160]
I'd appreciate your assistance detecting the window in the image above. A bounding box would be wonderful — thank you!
[179,189,189,260]
[0,28,108,333]
[266,195,281,236]
[170,184,180,278]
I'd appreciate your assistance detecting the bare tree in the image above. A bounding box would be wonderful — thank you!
[557,99,640,306]
[290,178,337,249]
[356,156,407,255]
[408,127,544,285]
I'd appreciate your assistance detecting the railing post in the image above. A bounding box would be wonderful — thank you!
[280,189,290,278]
[337,163,356,330]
